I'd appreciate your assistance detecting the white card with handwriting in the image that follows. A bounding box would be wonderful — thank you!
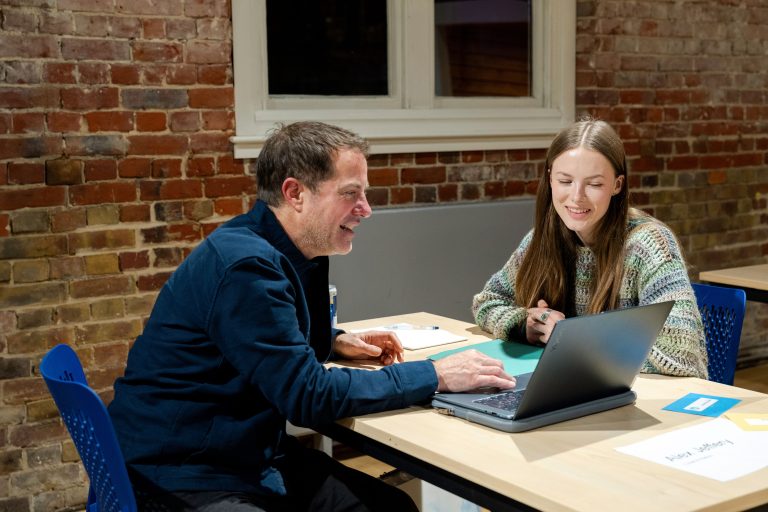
[616,418,768,481]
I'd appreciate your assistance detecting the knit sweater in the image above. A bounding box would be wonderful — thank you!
[472,214,708,378]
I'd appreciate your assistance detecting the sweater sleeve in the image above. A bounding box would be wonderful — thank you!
[626,222,709,378]
[472,231,533,341]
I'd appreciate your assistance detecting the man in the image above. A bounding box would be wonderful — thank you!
[109,121,515,511]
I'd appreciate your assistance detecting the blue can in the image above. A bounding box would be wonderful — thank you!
[329,284,337,328]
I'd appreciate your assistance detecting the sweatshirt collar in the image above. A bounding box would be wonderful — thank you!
[248,200,320,275]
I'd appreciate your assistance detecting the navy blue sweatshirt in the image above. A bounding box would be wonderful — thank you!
[108,200,438,495]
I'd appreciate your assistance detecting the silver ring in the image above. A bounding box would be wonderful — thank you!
[540,310,551,322]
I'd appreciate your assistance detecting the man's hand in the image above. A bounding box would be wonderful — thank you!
[433,350,516,392]
[333,331,405,366]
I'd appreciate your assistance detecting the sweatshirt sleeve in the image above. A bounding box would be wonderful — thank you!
[626,222,709,378]
[472,231,533,341]
[208,255,439,428]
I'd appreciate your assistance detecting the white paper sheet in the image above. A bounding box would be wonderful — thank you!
[616,418,768,481]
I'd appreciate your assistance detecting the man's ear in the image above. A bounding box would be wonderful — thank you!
[281,178,305,211]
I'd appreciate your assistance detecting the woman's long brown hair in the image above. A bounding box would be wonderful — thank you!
[516,118,629,315]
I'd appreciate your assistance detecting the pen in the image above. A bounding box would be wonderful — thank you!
[385,324,439,330]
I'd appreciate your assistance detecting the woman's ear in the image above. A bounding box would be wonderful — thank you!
[613,175,625,195]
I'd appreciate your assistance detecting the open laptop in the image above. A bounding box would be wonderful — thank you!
[431,301,674,432]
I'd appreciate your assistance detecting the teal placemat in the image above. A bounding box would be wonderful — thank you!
[429,339,543,375]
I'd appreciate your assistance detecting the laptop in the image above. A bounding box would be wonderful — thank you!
[431,301,674,432]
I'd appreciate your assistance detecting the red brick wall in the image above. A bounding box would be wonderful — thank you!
[575,0,768,368]
[0,0,766,509]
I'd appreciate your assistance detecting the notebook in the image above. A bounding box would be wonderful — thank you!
[431,301,674,433]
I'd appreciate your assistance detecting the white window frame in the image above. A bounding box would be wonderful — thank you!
[231,0,574,157]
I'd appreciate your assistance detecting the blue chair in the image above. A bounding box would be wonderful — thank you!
[692,282,746,385]
[40,344,137,512]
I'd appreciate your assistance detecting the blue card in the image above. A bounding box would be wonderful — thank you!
[663,393,741,417]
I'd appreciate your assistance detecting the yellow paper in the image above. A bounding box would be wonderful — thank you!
[725,412,768,431]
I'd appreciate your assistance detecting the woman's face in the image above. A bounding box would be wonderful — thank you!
[549,147,624,245]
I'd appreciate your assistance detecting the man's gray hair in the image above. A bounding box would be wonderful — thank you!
[256,121,370,206]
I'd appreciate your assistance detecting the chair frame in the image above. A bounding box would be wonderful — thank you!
[40,344,137,512]
[692,282,747,385]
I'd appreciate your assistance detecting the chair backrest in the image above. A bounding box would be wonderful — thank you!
[40,344,137,512]
[692,283,747,385]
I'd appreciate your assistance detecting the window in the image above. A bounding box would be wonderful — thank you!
[266,1,389,97]
[435,0,532,98]
[231,0,574,157]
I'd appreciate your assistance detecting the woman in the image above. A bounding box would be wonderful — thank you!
[472,118,708,378]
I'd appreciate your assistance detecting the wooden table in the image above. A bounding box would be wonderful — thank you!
[699,263,768,303]
[325,312,768,512]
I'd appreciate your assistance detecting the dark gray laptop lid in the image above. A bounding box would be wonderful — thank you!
[432,301,674,426]
[512,300,674,419]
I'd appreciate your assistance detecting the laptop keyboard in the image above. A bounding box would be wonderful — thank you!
[473,390,524,412]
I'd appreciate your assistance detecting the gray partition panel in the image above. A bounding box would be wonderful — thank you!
[329,199,535,323]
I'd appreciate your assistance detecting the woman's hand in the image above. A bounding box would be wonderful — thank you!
[525,299,565,344]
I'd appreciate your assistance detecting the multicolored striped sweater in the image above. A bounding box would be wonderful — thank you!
[472,213,708,378]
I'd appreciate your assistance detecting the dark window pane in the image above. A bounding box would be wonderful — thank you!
[435,0,531,97]
[266,0,388,96]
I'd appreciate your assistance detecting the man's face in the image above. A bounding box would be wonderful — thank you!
[298,149,372,258]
